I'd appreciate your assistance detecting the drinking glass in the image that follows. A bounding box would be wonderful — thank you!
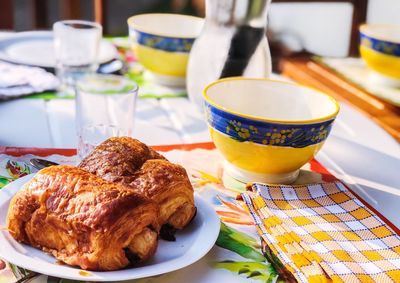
[53,20,102,95]
[75,74,138,159]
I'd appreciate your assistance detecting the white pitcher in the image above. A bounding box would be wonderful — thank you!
[187,0,272,110]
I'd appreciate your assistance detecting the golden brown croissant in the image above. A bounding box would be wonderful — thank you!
[7,165,159,271]
[79,137,196,240]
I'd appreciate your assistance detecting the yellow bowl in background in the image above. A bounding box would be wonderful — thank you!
[203,78,340,184]
[359,24,400,84]
[127,13,203,86]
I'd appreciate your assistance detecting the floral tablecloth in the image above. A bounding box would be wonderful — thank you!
[0,143,383,283]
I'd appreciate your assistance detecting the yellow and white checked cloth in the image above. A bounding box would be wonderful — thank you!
[242,181,400,283]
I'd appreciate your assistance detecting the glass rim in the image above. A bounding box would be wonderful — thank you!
[76,74,139,96]
[53,20,102,30]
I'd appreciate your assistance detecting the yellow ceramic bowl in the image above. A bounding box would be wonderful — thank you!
[127,14,203,86]
[203,78,340,184]
[360,24,400,83]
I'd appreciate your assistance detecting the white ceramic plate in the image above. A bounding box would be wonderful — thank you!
[0,174,220,282]
[0,31,117,68]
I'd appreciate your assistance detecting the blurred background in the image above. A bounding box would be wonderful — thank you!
[0,0,399,59]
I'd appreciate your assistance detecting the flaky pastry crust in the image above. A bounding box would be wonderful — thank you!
[7,165,159,271]
[79,137,196,238]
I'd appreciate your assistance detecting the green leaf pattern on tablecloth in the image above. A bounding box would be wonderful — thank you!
[213,261,277,283]
[0,176,11,190]
[216,223,265,262]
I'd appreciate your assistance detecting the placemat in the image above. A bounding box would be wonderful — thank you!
[317,57,400,106]
[0,143,397,283]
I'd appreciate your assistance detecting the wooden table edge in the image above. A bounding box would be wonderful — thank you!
[281,57,400,142]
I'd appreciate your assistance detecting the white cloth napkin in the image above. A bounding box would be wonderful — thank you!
[0,61,59,100]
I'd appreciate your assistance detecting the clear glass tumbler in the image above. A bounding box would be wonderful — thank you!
[75,74,138,159]
[53,20,102,95]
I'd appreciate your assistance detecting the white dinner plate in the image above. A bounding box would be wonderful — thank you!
[0,31,117,68]
[0,174,220,281]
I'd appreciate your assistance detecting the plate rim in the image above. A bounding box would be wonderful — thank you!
[0,173,220,281]
[0,31,116,68]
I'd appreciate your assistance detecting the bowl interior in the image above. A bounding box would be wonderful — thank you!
[128,14,203,38]
[360,24,400,44]
[205,79,339,122]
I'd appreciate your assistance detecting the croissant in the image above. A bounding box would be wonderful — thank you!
[79,137,196,240]
[7,165,159,271]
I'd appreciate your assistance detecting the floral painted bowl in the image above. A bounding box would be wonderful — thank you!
[360,24,400,86]
[203,78,340,184]
[128,13,203,86]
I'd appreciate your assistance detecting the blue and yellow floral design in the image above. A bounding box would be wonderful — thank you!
[360,33,400,57]
[359,26,400,79]
[205,103,334,148]
[131,30,195,53]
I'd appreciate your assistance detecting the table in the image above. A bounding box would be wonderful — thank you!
[1,91,399,229]
[0,32,400,282]
[280,57,400,226]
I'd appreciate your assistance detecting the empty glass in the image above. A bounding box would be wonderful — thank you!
[53,20,102,95]
[75,74,138,159]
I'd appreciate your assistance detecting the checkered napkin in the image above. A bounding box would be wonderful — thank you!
[241,182,400,283]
